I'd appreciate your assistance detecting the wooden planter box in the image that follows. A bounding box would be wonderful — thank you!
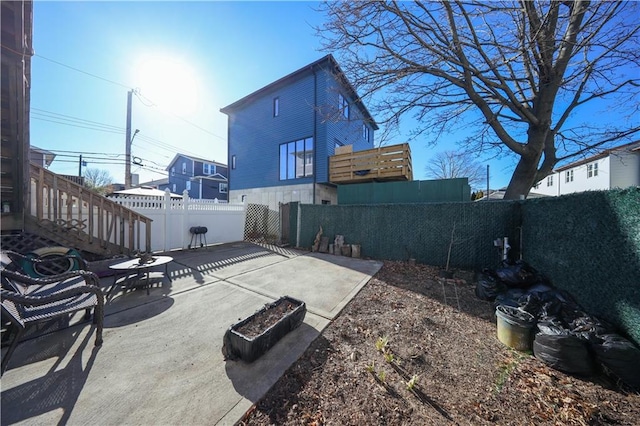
[222,296,306,362]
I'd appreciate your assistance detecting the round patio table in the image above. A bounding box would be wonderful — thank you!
[107,255,173,297]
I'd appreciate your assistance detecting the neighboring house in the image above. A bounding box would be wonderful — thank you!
[533,141,640,196]
[29,146,56,168]
[139,177,170,191]
[166,154,228,200]
[220,54,378,210]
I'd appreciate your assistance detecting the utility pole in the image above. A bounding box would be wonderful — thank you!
[78,154,83,177]
[125,89,133,189]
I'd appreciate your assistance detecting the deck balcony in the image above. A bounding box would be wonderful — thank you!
[329,143,413,184]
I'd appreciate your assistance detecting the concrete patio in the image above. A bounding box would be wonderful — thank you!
[0,241,382,425]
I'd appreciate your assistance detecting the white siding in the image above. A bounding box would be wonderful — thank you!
[610,151,640,189]
[561,157,610,195]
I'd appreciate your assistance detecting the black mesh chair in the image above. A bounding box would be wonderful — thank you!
[1,250,104,376]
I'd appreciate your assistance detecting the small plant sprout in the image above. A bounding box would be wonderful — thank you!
[365,361,375,373]
[375,336,389,352]
[378,370,386,383]
[406,374,419,391]
[383,351,395,364]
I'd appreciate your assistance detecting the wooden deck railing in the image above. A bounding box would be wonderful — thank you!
[28,163,152,255]
[329,143,413,184]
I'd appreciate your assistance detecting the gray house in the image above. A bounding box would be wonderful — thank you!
[220,54,378,209]
[166,154,228,200]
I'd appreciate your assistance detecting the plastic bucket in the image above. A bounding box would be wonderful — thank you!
[496,305,536,351]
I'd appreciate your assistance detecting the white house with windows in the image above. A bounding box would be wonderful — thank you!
[533,141,640,196]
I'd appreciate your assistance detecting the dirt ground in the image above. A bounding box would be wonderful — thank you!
[239,261,640,425]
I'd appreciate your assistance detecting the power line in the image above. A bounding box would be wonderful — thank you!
[34,54,132,90]
[31,116,125,135]
[35,54,227,141]
[45,148,124,156]
[32,108,125,131]
[133,91,225,141]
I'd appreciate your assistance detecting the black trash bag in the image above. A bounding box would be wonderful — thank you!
[494,288,527,309]
[494,260,545,288]
[570,315,613,342]
[591,333,640,390]
[474,270,506,301]
[538,298,565,319]
[520,293,544,318]
[537,318,572,336]
[533,331,595,376]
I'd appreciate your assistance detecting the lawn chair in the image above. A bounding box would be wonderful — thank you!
[1,251,104,376]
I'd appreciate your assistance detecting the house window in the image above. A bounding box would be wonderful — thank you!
[547,175,553,187]
[171,167,175,177]
[273,97,279,117]
[565,169,574,183]
[587,162,598,178]
[219,183,228,193]
[203,163,216,175]
[186,181,191,191]
[279,137,314,180]
[362,124,369,141]
[231,155,236,170]
[172,183,177,193]
[534,182,541,190]
[182,162,187,174]
[338,93,349,119]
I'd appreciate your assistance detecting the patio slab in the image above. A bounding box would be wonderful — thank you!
[0,242,382,425]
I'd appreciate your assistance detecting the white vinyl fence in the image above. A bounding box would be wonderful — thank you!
[110,190,246,252]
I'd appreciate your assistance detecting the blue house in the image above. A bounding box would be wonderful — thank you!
[165,154,228,200]
[220,54,378,209]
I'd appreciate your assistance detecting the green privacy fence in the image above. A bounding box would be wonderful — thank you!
[337,178,471,204]
[521,188,640,345]
[296,201,520,270]
[291,187,640,344]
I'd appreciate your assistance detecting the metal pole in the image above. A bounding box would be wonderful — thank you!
[125,89,133,189]
[486,164,489,201]
[78,154,83,177]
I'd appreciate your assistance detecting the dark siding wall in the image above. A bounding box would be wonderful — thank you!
[168,155,193,195]
[228,76,315,190]
[316,68,374,183]
[200,179,227,200]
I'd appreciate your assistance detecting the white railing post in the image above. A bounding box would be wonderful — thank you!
[163,189,171,252]
[182,189,190,250]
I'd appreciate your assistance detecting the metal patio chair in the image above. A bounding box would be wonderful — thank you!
[1,251,104,376]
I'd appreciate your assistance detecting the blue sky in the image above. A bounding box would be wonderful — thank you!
[31,1,518,189]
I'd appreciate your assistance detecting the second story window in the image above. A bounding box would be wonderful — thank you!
[587,162,598,178]
[273,97,279,117]
[362,124,370,141]
[279,137,314,180]
[547,175,553,187]
[231,155,236,170]
[171,167,175,177]
[203,163,216,175]
[565,169,574,183]
[182,162,187,174]
[338,93,349,119]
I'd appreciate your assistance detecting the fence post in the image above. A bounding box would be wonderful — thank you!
[182,189,190,250]
[164,189,171,252]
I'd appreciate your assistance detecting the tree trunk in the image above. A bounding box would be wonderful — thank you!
[504,156,538,200]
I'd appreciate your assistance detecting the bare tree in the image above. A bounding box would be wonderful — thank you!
[425,151,484,188]
[318,1,640,198]
[83,168,113,195]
